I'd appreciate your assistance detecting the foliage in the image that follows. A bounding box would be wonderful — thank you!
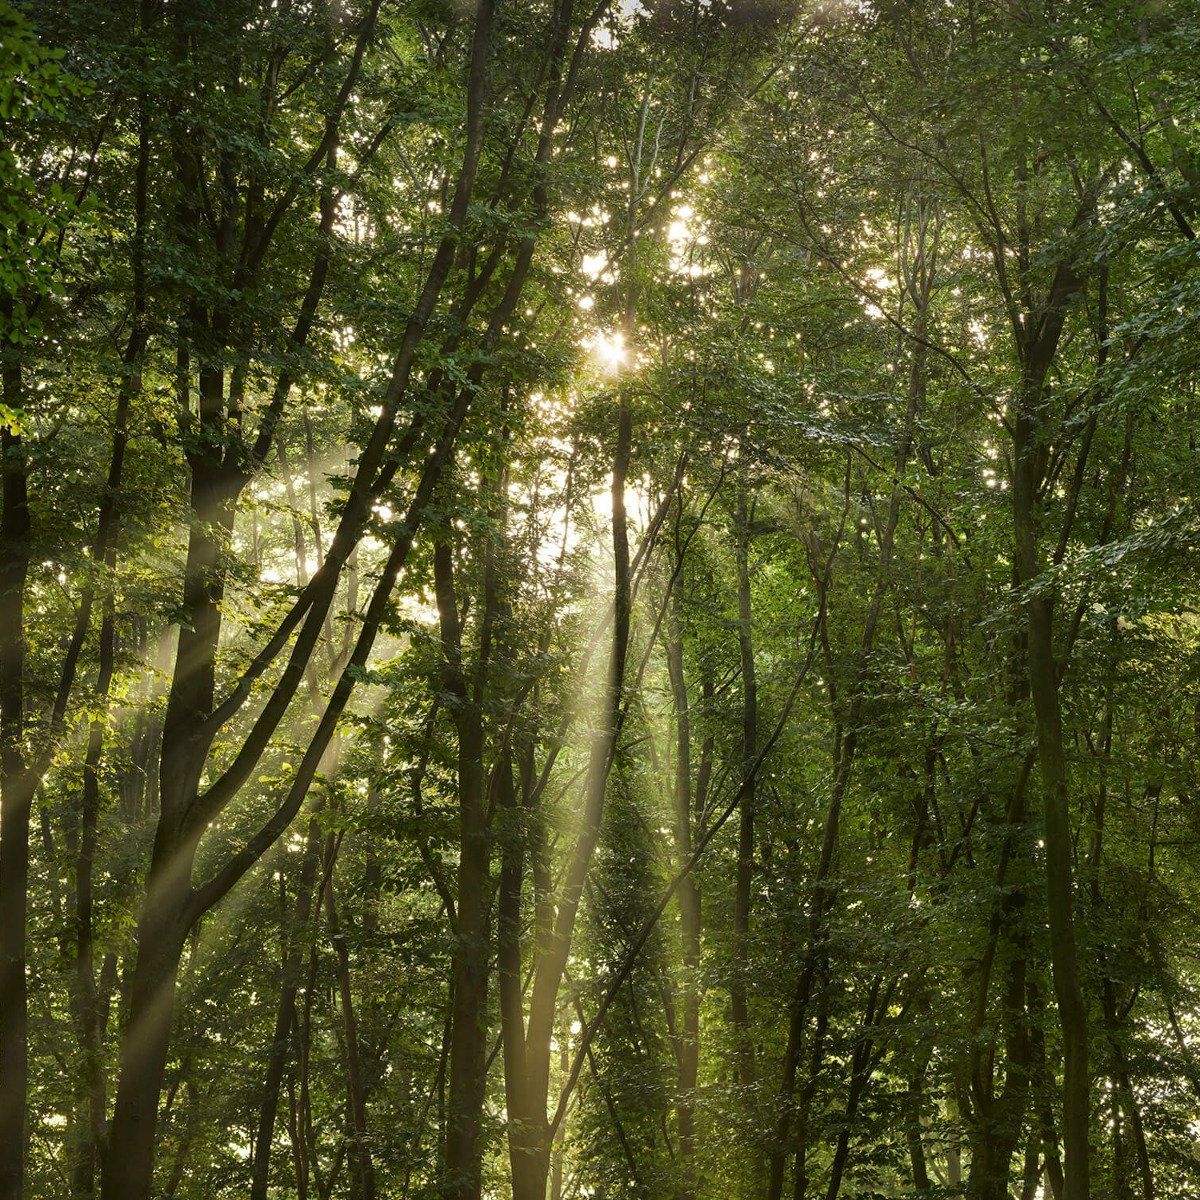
[1,2,1198,1200]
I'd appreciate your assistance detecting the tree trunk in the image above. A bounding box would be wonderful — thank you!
[0,315,32,1200]
[505,398,633,1200]
[964,948,1031,1200]
[99,843,196,1200]
[731,492,757,1094]
[1012,390,1090,1200]
[905,1065,932,1193]
[68,104,150,1179]
[666,585,702,1200]
[962,761,1035,1200]
[250,819,322,1200]
[432,505,498,1200]
[441,699,492,1194]
[324,839,375,1200]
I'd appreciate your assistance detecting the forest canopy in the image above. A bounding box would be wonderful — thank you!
[1,1,1199,1198]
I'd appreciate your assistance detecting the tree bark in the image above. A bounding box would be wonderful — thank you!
[731,491,757,1093]
[0,303,33,1200]
[324,837,375,1200]
[666,583,702,1200]
[1003,177,1105,1200]
[1012,366,1089,1200]
[434,534,494,1200]
[249,819,322,1200]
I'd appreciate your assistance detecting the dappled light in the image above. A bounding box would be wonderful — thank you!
[1,3,1199,1200]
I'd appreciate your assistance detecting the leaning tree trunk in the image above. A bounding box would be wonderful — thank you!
[504,396,633,1200]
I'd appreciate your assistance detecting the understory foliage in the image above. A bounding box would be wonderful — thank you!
[1,1,1199,1199]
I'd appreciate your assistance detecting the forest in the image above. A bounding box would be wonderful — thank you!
[1,0,1199,1198]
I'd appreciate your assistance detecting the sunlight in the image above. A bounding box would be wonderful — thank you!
[586,329,627,375]
[590,484,639,522]
[581,252,608,279]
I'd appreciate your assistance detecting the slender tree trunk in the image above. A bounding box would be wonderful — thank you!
[1086,693,1153,1200]
[1019,1140,1041,1200]
[666,584,702,1200]
[1103,985,1154,1200]
[506,397,633,1200]
[438,608,493,1196]
[68,91,152,1189]
[324,839,375,1200]
[250,818,322,1200]
[731,491,757,1093]
[1012,386,1089,1200]
[963,763,1034,1200]
[433,451,509,1200]
[790,949,830,1200]
[1028,980,1065,1200]
[964,945,1031,1200]
[100,845,197,1200]
[0,303,32,1200]
[767,612,850,1200]
[822,976,899,1200]
[905,1061,932,1193]
[1001,177,1106,1200]
[68,597,118,1197]
[498,750,542,1200]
